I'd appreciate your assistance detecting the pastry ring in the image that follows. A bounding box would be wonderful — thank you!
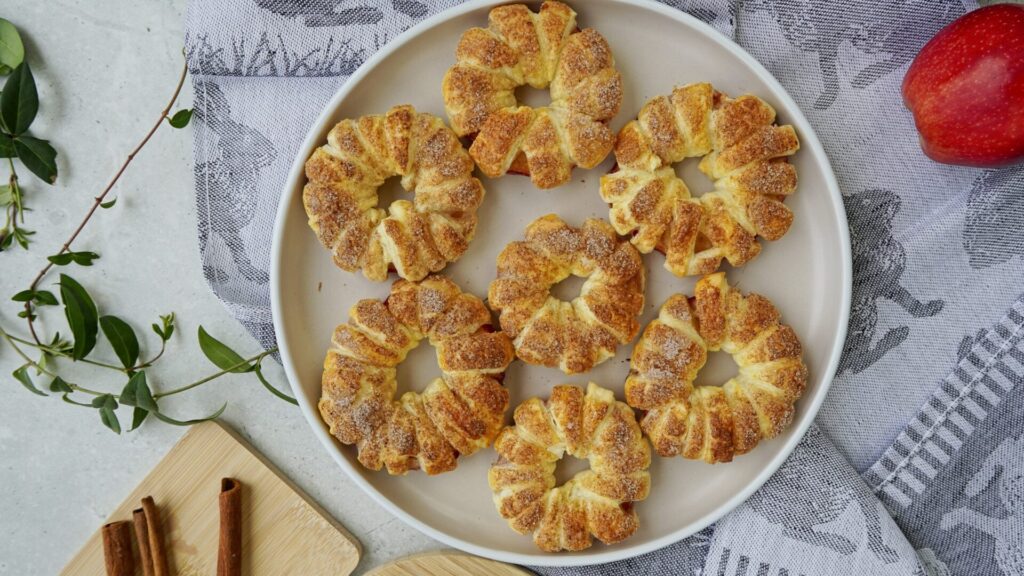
[304,105,485,281]
[443,1,622,189]
[319,275,514,475]
[488,214,645,374]
[625,273,807,463]
[489,383,651,551]
[600,83,800,276]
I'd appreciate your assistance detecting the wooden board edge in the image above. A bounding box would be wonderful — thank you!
[208,420,362,557]
[364,550,535,576]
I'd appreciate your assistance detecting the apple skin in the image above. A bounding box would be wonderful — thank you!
[902,4,1024,167]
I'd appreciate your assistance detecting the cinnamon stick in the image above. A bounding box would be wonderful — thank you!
[217,477,243,576]
[100,520,134,576]
[141,496,170,576]
[132,508,155,576]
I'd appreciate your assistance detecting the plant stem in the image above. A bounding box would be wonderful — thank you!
[23,62,189,345]
[137,338,167,369]
[154,349,276,399]
[4,333,125,371]
[1,160,23,252]
[0,323,54,376]
[0,323,106,395]
[4,321,281,403]
[52,353,122,371]
[254,364,298,405]
[7,158,21,222]
[12,331,171,373]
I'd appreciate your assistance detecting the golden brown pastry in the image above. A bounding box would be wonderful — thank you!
[488,214,645,374]
[600,83,800,276]
[442,1,622,189]
[626,273,807,463]
[304,105,484,281]
[489,383,651,552]
[318,275,514,475]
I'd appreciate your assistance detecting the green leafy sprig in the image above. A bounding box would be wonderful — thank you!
[0,282,289,434]
[0,19,292,434]
[0,19,54,251]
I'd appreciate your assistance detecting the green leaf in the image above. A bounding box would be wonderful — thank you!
[12,289,57,305]
[48,376,73,393]
[59,274,99,360]
[48,332,72,354]
[120,371,158,410]
[0,19,24,74]
[11,289,34,302]
[99,405,121,434]
[152,313,175,342]
[152,402,227,426]
[117,372,148,407]
[254,365,298,405]
[71,252,99,265]
[0,184,11,204]
[100,315,139,369]
[93,394,121,433]
[197,326,252,373]
[0,61,37,135]
[134,375,158,411]
[48,251,99,266]
[130,407,149,430]
[35,350,50,374]
[100,198,116,209]
[119,373,139,405]
[0,136,12,158]
[13,364,45,396]
[161,314,175,339]
[121,370,224,427]
[91,393,113,408]
[167,109,193,128]
[12,226,30,248]
[34,290,57,306]
[14,136,57,184]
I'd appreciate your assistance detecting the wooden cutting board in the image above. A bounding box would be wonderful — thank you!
[62,420,360,576]
[366,551,533,576]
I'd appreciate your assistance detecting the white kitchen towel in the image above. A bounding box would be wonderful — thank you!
[185,1,1024,573]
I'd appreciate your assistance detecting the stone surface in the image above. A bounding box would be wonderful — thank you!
[0,2,438,574]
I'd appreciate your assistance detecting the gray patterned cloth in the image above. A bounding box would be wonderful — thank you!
[185,1,1024,574]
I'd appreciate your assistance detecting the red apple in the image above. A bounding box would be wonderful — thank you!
[903,4,1024,167]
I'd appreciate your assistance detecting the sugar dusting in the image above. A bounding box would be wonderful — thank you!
[604,85,801,277]
[490,383,650,551]
[629,275,807,463]
[443,1,622,188]
[304,107,481,281]
[490,215,644,374]
[320,276,513,476]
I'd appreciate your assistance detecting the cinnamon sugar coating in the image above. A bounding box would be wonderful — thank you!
[488,214,645,374]
[600,83,800,276]
[319,275,514,475]
[489,383,651,551]
[625,273,808,463]
[304,105,484,281]
[443,1,622,189]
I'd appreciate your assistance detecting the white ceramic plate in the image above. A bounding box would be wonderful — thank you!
[272,0,851,567]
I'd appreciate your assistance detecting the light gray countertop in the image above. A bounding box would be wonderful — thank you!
[0,2,437,574]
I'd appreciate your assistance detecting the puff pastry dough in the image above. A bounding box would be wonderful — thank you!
[601,83,799,276]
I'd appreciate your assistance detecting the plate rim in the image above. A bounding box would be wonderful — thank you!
[270,0,852,566]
